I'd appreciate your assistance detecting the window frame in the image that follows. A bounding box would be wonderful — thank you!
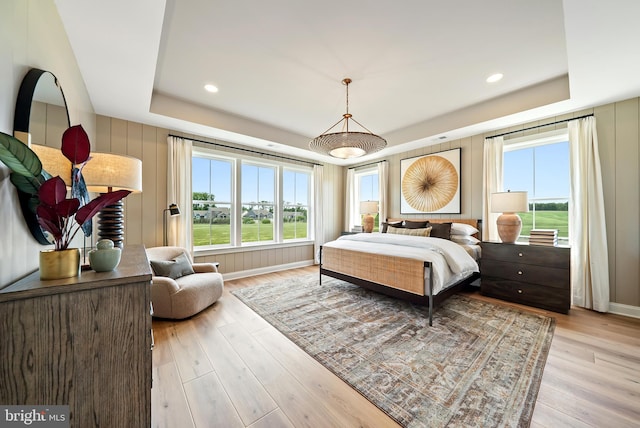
[353,166,380,232]
[503,128,570,244]
[192,147,314,253]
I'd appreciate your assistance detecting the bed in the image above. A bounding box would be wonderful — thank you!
[319,218,482,325]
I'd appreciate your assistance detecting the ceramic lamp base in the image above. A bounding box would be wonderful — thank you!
[496,213,522,244]
[362,214,374,233]
[97,200,124,248]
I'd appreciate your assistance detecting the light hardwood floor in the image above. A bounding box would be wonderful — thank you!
[151,266,640,428]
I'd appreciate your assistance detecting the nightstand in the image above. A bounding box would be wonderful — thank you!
[480,241,571,313]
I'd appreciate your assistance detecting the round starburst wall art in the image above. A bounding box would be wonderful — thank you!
[400,148,461,214]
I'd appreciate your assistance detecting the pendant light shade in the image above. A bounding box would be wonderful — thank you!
[309,78,386,159]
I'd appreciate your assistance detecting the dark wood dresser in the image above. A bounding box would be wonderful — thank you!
[0,245,153,427]
[480,241,570,313]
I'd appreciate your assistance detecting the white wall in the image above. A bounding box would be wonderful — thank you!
[0,0,94,287]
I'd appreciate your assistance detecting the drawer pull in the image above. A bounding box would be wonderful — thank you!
[518,270,523,275]
[518,252,523,257]
[517,289,523,294]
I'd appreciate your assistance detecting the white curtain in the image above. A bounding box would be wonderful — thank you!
[482,136,504,241]
[568,117,610,312]
[313,164,324,263]
[378,161,388,224]
[344,168,357,232]
[167,136,193,251]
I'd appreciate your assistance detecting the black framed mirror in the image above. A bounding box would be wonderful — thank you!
[13,68,70,244]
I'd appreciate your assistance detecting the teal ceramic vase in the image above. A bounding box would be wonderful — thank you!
[88,239,122,272]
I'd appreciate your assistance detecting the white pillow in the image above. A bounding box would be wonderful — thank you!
[451,222,479,236]
[387,225,432,237]
[451,235,480,245]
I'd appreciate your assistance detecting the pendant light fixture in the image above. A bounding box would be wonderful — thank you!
[309,78,386,159]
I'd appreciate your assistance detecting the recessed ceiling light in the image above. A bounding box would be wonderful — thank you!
[204,84,219,93]
[486,73,504,83]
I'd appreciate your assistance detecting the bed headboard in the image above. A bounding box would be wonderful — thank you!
[386,218,482,240]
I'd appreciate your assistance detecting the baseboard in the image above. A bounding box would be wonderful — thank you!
[222,260,315,281]
[609,302,640,319]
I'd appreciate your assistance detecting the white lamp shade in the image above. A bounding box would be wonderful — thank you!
[82,152,143,193]
[360,200,379,215]
[30,144,72,186]
[491,191,528,213]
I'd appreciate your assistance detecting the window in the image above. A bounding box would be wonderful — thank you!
[503,130,569,244]
[192,157,233,246]
[241,163,275,243]
[192,149,313,250]
[355,167,379,232]
[283,169,310,240]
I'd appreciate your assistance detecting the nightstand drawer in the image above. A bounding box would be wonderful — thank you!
[482,242,569,269]
[481,277,570,313]
[481,259,569,289]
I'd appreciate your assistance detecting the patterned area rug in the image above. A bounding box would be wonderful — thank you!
[232,274,554,427]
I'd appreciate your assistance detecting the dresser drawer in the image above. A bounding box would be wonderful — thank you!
[481,259,569,289]
[482,242,570,269]
[481,277,570,313]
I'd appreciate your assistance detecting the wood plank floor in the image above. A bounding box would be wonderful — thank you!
[151,266,640,427]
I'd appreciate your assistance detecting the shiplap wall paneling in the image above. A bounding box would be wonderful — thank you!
[155,129,169,248]
[268,247,277,268]
[126,121,143,246]
[614,99,640,306]
[141,125,158,246]
[234,252,245,273]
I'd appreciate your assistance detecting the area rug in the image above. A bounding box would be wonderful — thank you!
[232,274,555,427]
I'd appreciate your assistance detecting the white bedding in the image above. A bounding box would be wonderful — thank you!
[323,233,479,295]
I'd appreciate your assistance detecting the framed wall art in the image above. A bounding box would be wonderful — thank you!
[400,148,461,214]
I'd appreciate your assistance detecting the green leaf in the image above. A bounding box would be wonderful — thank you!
[10,172,44,196]
[0,131,42,178]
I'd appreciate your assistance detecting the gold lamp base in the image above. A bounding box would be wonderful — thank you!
[496,213,522,244]
[362,214,374,233]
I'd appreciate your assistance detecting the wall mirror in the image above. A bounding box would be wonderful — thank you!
[14,68,70,146]
[13,68,70,244]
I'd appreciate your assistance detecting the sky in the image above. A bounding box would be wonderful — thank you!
[359,173,379,201]
[503,141,569,200]
[192,141,568,208]
[192,157,309,206]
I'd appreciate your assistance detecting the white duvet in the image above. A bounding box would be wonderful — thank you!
[323,233,479,294]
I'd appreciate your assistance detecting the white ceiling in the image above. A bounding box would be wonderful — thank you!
[54,0,640,165]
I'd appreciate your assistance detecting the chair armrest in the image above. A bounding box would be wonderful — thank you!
[150,275,181,319]
[151,275,181,294]
[192,262,220,273]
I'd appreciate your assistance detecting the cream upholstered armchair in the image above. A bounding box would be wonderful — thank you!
[145,246,223,319]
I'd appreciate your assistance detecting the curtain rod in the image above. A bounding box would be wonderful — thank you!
[484,114,594,139]
[169,134,323,166]
[348,160,388,170]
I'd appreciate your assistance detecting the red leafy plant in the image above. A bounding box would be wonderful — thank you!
[36,125,130,250]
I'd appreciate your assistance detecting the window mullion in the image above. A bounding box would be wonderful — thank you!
[234,160,242,246]
[277,167,283,242]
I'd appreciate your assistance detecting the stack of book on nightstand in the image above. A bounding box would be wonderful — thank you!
[529,229,558,246]
[351,225,363,233]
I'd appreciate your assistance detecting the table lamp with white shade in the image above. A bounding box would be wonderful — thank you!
[82,152,143,248]
[359,200,379,233]
[491,190,528,244]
